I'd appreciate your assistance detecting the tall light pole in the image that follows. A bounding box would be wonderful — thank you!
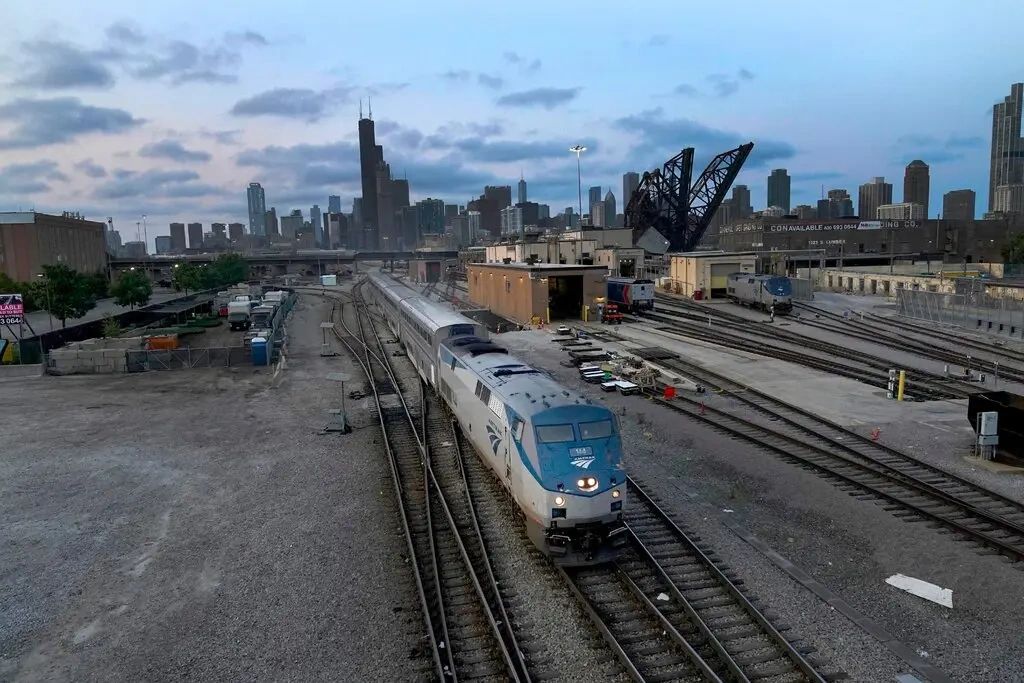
[35,273,53,332]
[569,145,586,222]
[142,214,148,255]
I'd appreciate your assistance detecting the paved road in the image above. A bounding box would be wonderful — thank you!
[17,289,181,334]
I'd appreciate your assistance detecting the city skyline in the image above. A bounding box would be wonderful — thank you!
[0,1,1021,248]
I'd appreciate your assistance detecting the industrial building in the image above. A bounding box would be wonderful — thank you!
[467,262,607,323]
[668,251,757,299]
[0,212,107,281]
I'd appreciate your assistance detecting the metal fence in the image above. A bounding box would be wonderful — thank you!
[787,277,814,300]
[126,346,252,371]
[897,284,1024,338]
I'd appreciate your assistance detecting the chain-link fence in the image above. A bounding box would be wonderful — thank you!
[897,279,1024,337]
[126,346,251,372]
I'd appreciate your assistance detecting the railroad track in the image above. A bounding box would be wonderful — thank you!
[646,357,1024,564]
[561,476,831,682]
[645,309,969,400]
[325,284,530,681]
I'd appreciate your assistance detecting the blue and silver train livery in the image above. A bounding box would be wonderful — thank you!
[365,270,628,565]
[726,273,793,313]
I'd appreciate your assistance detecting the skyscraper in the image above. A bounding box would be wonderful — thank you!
[858,177,892,219]
[246,182,266,236]
[484,185,512,209]
[518,174,527,204]
[328,195,342,214]
[169,222,186,252]
[767,169,791,213]
[622,172,640,207]
[591,201,606,227]
[228,222,245,241]
[187,222,203,249]
[731,185,752,219]
[310,204,322,248]
[942,189,976,220]
[990,83,1024,211]
[358,111,380,248]
[280,210,303,239]
[588,186,602,217]
[604,190,616,228]
[264,208,279,237]
[827,189,854,217]
[903,160,930,217]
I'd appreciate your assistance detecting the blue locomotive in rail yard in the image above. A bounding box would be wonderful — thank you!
[366,270,628,565]
[726,273,793,313]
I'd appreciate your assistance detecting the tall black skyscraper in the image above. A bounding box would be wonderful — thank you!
[767,169,791,213]
[358,108,379,249]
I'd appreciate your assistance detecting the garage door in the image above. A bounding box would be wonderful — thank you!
[710,264,734,294]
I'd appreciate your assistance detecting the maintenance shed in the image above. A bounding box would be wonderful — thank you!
[668,251,757,299]
[407,256,449,283]
[467,262,607,324]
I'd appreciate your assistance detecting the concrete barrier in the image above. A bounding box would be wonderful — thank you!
[46,336,143,375]
[0,364,44,380]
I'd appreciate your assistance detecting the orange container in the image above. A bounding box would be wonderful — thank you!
[146,334,179,350]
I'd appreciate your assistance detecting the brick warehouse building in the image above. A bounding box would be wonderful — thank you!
[712,216,1023,264]
[0,212,107,281]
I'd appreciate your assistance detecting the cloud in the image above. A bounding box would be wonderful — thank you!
[236,141,360,167]
[230,86,354,121]
[0,97,143,149]
[74,159,108,178]
[646,34,671,47]
[433,136,600,163]
[174,70,237,84]
[93,169,222,199]
[227,30,269,46]
[612,107,795,168]
[441,69,471,81]
[673,83,699,97]
[503,51,542,72]
[199,129,241,145]
[0,160,68,194]
[792,170,844,182]
[105,21,146,44]
[894,132,984,164]
[130,40,239,85]
[496,87,580,109]
[477,73,504,89]
[12,41,115,89]
[738,68,755,80]
[139,139,212,162]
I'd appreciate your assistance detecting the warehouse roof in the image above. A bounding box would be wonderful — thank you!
[469,262,607,272]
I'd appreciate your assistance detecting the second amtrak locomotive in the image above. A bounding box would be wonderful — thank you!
[365,271,627,565]
[726,273,793,313]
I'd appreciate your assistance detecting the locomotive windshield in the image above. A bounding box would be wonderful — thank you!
[764,277,792,296]
[579,420,613,439]
[536,424,575,443]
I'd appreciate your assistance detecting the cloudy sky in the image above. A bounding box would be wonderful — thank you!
[1,0,1020,247]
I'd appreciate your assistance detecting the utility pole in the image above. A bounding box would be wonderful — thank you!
[569,145,586,220]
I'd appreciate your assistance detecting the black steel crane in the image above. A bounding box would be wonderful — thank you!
[625,142,754,252]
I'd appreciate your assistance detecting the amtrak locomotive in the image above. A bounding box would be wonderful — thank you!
[726,273,793,313]
[365,271,628,565]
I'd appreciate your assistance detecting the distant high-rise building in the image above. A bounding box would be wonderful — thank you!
[484,185,512,209]
[591,201,606,228]
[358,110,379,248]
[858,177,892,219]
[762,206,785,217]
[416,198,445,235]
[169,222,186,252]
[155,235,172,254]
[903,160,930,217]
[538,204,550,220]
[247,182,266,236]
[187,222,203,249]
[518,174,527,204]
[444,204,459,221]
[264,208,279,237]
[989,83,1024,211]
[767,169,791,213]
[794,204,816,220]
[942,189,976,220]
[326,212,349,248]
[280,210,303,238]
[328,195,342,214]
[588,186,602,216]
[516,201,540,227]
[827,189,854,218]
[466,211,482,243]
[993,184,1024,215]
[212,222,226,239]
[501,205,523,236]
[816,199,831,220]
[731,185,752,219]
[623,172,640,208]
[228,222,245,241]
[604,190,617,228]
[877,203,925,220]
[310,204,323,247]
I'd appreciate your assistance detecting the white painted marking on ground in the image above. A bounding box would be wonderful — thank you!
[885,574,953,608]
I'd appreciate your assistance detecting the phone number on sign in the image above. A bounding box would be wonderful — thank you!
[0,315,23,325]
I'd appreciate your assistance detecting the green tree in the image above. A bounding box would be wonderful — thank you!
[1003,233,1024,264]
[101,315,121,338]
[206,253,248,289]
[110,269,153,309]
[32,263,96,328]
[85,272,109,300]
[172,263,203,295]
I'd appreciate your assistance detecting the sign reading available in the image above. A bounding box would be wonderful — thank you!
[0,293,25,325]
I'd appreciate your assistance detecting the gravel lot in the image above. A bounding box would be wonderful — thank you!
[498,327,1024,682]
[0,295,424,682]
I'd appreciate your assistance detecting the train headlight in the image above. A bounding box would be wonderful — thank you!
[577,477,598,492]
[612,489,620,499]
[554,495,565,506]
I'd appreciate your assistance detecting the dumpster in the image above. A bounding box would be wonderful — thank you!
[967,391,1024,457]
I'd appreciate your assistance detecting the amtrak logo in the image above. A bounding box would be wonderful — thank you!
[486,425,502,455]
[571,457,595,469]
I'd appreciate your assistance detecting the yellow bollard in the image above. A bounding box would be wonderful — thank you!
[897,369,906,401]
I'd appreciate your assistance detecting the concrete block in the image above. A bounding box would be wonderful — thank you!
[103,349,125,359]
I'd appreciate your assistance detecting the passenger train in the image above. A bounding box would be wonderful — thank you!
[726,273,793,313]
[365,270,628,565]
